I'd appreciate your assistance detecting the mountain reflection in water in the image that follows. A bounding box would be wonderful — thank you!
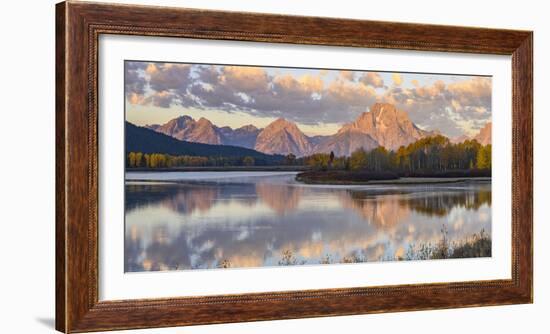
[125,172,491,272]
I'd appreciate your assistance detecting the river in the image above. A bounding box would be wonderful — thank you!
[125,171,491,272]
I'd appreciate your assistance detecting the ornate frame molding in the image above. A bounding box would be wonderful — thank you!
[56,1,532,332]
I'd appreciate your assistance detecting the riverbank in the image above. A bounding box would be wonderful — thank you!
[364,177,491,185]
[296,170,491,185]
[127,165,308,172]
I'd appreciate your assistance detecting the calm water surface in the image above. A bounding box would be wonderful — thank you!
[125,171,491,272]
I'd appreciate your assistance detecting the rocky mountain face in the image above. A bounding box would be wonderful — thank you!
[145,103,454,157]
[473,122,492,145]
[309,135,330,146]
[313,129,378,157]
[451,134,471,144]
[147,116,222,145]
[219,124,260,149]
[147,116,259,148]
[334,103,432,151]
[308,103,432,156]
[254,118,313,156]
[449,122,492,145]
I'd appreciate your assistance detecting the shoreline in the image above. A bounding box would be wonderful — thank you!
[125,168,491,186]
[126,166,307,172]
[295,176,491,185]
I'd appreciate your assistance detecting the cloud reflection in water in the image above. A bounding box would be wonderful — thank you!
[125,173,491,272]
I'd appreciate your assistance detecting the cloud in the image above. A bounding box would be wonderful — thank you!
[184,66,330,123]
[128,93,145,105]
[447,77,491,108]
[147,63,192,98]
[273,74,323,95]
[145,63,158,75]
[220,66,271,93]
[392,73,403,86]
[142,91,177,108]
[380,77,492,136]
[359,72,384,88]
[324,77,377,107]
[125,61,491,136]
[339,70,355,81]
[124,62,195,108]
[124,62,147,99]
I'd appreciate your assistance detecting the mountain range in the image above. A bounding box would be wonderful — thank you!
[147,116,260,148]
[126,122,282,165]
[143,103,491,157]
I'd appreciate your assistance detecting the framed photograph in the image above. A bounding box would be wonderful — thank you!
[56,1,532,332]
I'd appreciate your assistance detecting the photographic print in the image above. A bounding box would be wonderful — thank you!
[124,61,492,272]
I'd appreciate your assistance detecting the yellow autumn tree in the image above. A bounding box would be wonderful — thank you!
[349,148,368,170]
[476,145,491,169]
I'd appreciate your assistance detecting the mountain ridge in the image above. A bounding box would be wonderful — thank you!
[336,103,434,151]
[448,122,492,145]
[142,103,491,157]
[126,122,283,164]
[146,115,260,148]
[254,118,314,156]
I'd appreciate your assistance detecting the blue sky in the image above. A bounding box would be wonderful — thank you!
[125,61,492,137]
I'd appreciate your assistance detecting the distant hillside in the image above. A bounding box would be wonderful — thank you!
[126,122,283,165]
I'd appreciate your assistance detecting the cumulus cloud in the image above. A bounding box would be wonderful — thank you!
[359,72,384,88]
[125,61,491,136]
[147,63,192,93]
[339,70,355,81]
[125,62,147,98]
[380,77,492,137]
[392,73,403,86]
[125,61,380,124]
[447,77,491,109]
[220,66,271,93]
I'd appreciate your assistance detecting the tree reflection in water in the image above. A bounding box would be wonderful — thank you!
[125,174,492,272]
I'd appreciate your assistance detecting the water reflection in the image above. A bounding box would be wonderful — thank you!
[125,172,491,272]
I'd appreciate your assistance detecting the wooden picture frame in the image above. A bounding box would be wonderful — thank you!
[56,1,533,332]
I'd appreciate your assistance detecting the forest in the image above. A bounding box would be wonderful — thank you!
[126,152,257,168]
[126,135,492,174]
[299,135,492,172]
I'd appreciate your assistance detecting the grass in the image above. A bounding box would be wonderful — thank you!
[404,227,491,261]
[143,227,492,271]
[450,229,491,258]
[217,259,232,269]
[275,226,491,267]
[278,250,307,266]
